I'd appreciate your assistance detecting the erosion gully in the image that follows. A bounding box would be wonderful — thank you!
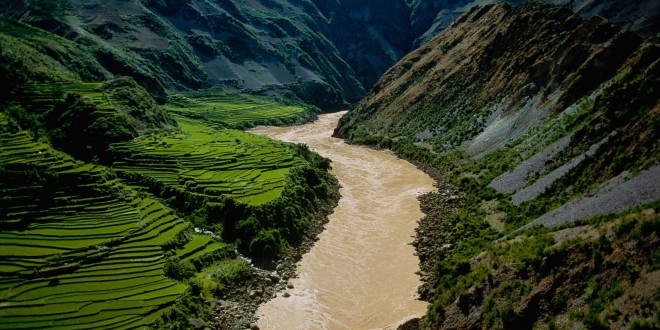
[250,111,434,329]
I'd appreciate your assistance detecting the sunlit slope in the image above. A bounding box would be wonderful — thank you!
[110,115,307,206]
[0,113,229,329]
[166,90,315,129]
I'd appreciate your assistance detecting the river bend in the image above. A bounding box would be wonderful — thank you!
[252,112,434,329]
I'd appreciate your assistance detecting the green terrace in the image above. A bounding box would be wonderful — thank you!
[110,114,307,205]
[0,79,334,328]
[18,80,166,119]
[0,113,231,329]
[165,89,315,129]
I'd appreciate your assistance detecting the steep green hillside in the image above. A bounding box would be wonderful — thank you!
[0,17,107,99]
[165,89,317,130]
[0,112,226,329]
[335,3,659,328]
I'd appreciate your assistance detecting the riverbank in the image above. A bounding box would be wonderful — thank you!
[411,172,461,302]
[253,112,434,329]
[208,175,341,330]
[333,136,465,327]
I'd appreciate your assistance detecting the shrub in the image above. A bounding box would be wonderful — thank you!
[250,229,282,260]
[164,257,196,281]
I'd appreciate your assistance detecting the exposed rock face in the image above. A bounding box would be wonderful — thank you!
[335,2,649,154]
[337,3,658,328]
[3,0,656,108]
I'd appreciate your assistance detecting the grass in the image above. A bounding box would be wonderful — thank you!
[0,113,228,329]
[166,89,316,129]
[110,113,307,205]
[0,79,337,328]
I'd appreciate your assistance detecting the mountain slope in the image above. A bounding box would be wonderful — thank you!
[1,0,364,109]
[336,2,655,158]
[335,3,658,328]
[313,0,659,91]
[4,0,657,109]
[410,0,660,48]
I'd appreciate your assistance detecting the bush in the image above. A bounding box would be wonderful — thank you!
[250,229,282,260]
[211,259,251,286]
[45,93,136,162]
[164,257,196,281]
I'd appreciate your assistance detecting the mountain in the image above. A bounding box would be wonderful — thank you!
[335,2,657,160]
[1,0,364,109]
[336,2,659,229]
[2,0,657,110]
[410,0,660,48]
[335,2,659,328]
[314,0,659,90]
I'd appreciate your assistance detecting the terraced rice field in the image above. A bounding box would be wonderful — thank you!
[0,113,225,329]
[19,82,118,112]
[111,115,307,205]
[166,89,314,128]
[1,82,320,328]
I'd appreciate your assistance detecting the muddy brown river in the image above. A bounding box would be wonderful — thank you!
[251,112,435,329]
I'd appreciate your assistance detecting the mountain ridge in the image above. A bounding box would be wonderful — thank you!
[2,0,658,108]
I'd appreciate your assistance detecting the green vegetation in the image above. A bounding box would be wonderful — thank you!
[43,79,176,162]
[0,26,337,320]
[1,78,176,163]
[425,204,659,329]
[0,17,105,85]
[0,113,214,329]
[0,28,336,325]
[0,85,336,327]
[111,115,306,205]
[166,89,317,129]
[110,113,335,261]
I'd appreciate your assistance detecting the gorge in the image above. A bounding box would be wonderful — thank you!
[0,0,658,329]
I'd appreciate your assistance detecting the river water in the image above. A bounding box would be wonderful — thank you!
[251,112,434,329]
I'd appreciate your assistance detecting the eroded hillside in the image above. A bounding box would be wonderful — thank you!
[335,3,659,328]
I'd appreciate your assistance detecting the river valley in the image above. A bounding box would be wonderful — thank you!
[251,112,435,329]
